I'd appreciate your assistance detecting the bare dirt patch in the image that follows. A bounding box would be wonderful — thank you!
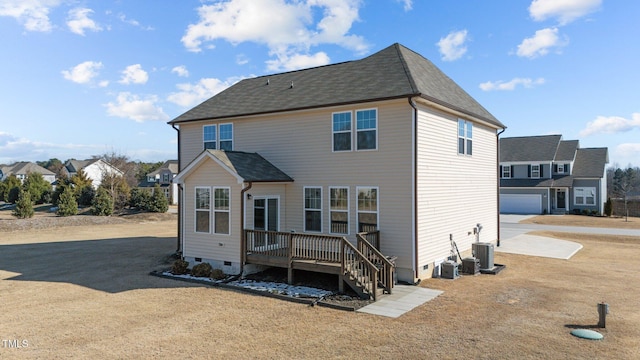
[521,214,640,229]
[1,215,639,359]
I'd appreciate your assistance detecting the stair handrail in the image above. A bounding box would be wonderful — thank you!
[356,232,395,294]
[341,238,379,300]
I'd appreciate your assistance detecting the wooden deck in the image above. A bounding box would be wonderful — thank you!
[243,230,394,300]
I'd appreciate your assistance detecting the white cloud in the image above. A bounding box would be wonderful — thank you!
[579,113,640,137]
[0,131,103,164]
[516,27,567,58]
[265,51,330,72]
[118,13,154,30]
[119,64,149,85]
[181,0,368,71]
[171,66,189,77]
[397,0,413,11]
[615,143,640,160]
[529,0,601,25]
[236,54,249,65]
[436,30,468,61]
[479,77,545,91]
[167,77,243,108]
[67,7,102,35]
[105,92,169,122]
[0,0,61,32]
[61,61,103,84]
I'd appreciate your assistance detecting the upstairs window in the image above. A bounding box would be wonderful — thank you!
[356,109,377,150]
[203,125,216,150]
[219,124,233,151]
[332,112,352,151]
[458,119,472,155]
[531,164,540,178]
[501,166,511,179]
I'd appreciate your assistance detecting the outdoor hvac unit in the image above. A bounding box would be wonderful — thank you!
[461,257,480,275]
[441,261,459,279]
[472,242,494,270]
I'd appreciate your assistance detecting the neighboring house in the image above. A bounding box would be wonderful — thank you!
[138,160,178,205]
[499,135,609,215]
[64,159,123,189]
[169,43,505,286]
[0,162,56,184]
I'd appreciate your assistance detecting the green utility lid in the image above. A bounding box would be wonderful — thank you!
[570,329,604,340]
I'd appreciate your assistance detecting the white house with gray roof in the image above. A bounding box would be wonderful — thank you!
[169,43,506,287]
[0,162,56,184]
[64,159,123,189]
[499,135,609,215]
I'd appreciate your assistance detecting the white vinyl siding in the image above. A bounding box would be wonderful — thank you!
[330,187,349,234]
[418,104,498,278]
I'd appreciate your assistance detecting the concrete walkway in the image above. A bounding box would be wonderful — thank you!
[357,285,443,318]
[496,234,583,259]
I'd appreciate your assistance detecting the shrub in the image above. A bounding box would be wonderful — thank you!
[210,268,226,280]
[22,172,52,204]
[191,262,213,277]
[12,189,34,219]
[129,188,152,210]
[92,187,114,216]
[57,186,78,217]
[591,210,598,216]
[171,259,189,275]
[604,197,613,217]
[573,209,582,215]
[76,185,95,207]
[581,209,589,215]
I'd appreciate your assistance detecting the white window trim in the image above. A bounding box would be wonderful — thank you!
[574,187,596,206]
[203,125,216,150]
[195,186,211,234]
[303,186,323,233]
[556,163,565,174]
[531,164,540,179]
[219,123,234,151]
[331,111,353,152]
[355,108,378,151]
[457,119,472,156]
[356,186,379,232]
[501,166,511,179]
[213,187,231,235]
[329,186,350,235]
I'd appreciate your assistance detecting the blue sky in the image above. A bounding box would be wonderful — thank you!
[1,0,638,167]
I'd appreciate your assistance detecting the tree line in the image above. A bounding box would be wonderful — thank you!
[1,153,169,219]
[606,165,640,219]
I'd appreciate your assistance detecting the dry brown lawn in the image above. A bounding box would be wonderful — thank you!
[521,214,640,229]
[1,211,639,359]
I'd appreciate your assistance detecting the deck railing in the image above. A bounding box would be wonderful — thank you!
[357,232,395,294]
[244,229,389,300]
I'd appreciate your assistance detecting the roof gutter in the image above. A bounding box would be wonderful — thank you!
[496,127,506,247]
[171,123,182,254]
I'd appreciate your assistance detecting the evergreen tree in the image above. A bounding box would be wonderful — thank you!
[604,197,613,217]
[71,169,94,206]
[22,172,53,204]
[92,187,114,216]
[12,188,34,219]
[129,188,152,210]
[57,186,78,217]
[4,175,22,204]
[148,184,169,213]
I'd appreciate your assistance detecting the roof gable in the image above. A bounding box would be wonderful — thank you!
[169,43,503,128]
[174,150,293,184]
[554,140,579,161]
[572,148,609,177]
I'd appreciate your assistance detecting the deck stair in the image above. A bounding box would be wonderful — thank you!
[244,230,395,301]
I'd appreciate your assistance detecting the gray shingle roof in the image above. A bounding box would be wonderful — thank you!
[500,135,562,162]
[572,148,609,177]
[554,140,579,161]
[169,43,503,128]
[501,175,573,188]
[1,162,54,176]
[207,150,293,182]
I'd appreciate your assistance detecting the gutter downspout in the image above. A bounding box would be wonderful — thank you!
[496,128,506,247]
[409,97,419,280]
[172,124,182,254]
[240,181,253,277]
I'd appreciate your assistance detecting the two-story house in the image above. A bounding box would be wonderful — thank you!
[138,160,178,205]
[64,159,123,189]
[0,162,56,184]
[499,135,609,215]
[169,43,505,287]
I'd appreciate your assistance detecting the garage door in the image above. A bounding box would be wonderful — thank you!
[500,194,542,214]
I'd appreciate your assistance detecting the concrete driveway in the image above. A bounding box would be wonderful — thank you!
[498,215,583,259]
